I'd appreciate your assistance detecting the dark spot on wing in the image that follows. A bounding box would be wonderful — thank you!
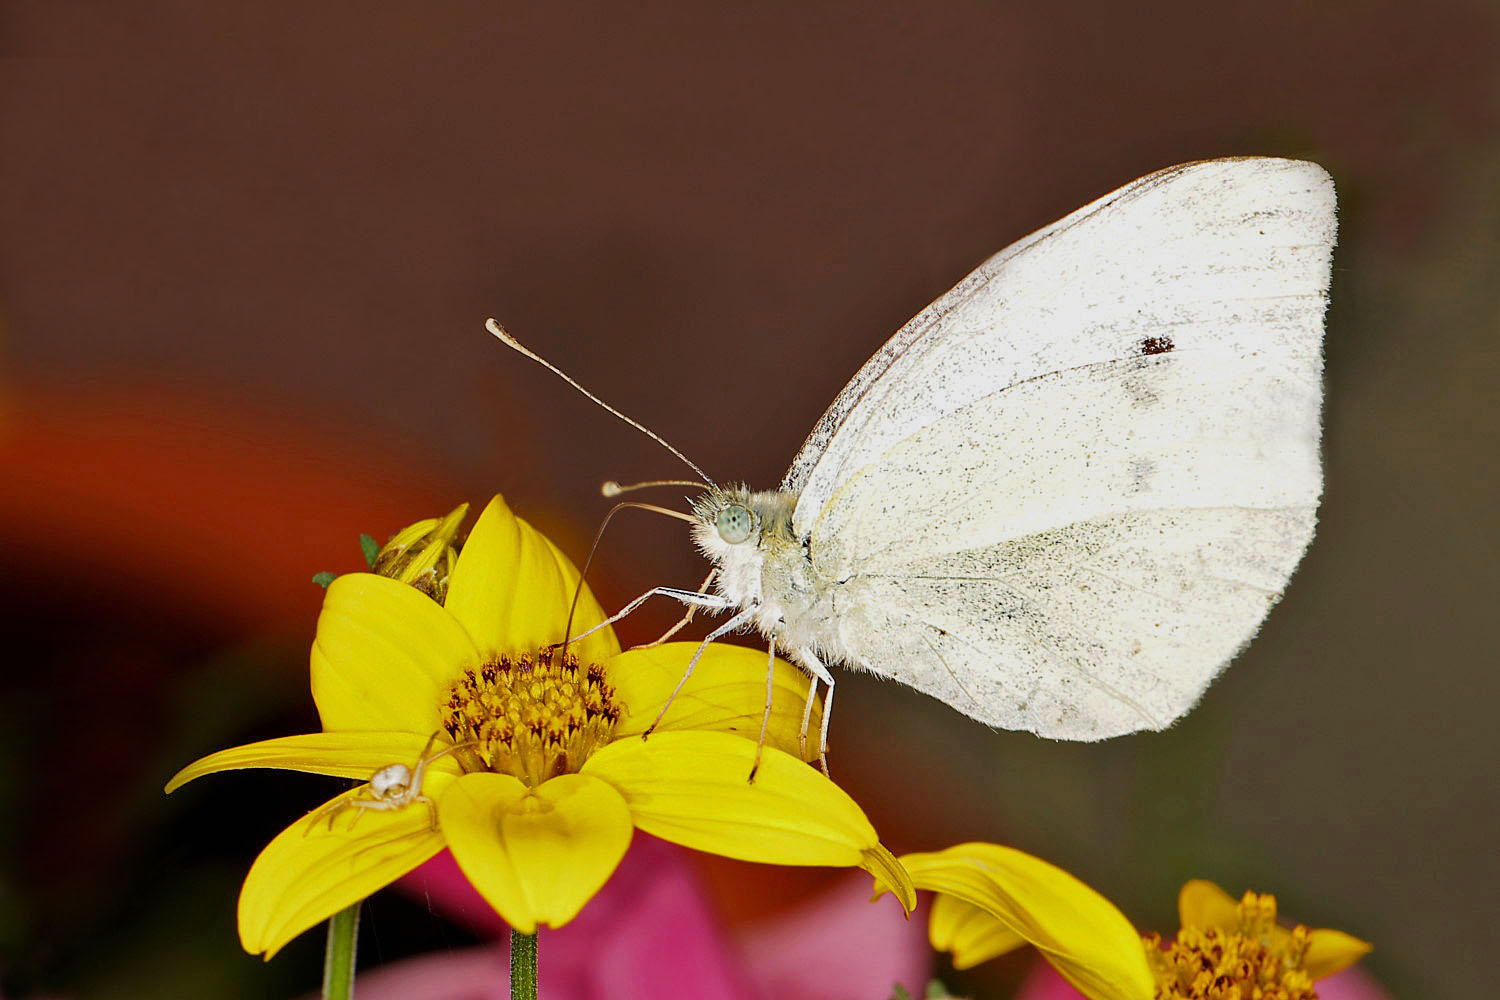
[1123,374,1158,407]
[1129,456,1157,494]
[1140,335,1174,355]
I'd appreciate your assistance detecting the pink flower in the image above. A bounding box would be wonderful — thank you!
[345,834,930,999]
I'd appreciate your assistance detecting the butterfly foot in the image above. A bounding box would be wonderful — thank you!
[746,739,766,784]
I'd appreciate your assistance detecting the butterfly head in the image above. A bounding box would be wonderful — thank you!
[690,485,800,610]
[689,485,796,557]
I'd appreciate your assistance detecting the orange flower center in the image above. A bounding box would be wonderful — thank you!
[442,650,622,787]
[1146,892,1318,1000]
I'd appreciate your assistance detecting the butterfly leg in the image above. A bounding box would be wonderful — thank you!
[818,679,834,777]
[643,605,759,738]
[634,569,719,649]
[798,676,818,761]
[791,648,836,776]
[747,638,777,783]
[571,586,735,646]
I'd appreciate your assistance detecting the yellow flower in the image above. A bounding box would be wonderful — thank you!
[1147,879,1372,1000]
[899,845,1371,1000]
[897,843,1156,1000]
[167,494,913,957]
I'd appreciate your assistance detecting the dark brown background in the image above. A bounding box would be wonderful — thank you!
[2,3,1495,997]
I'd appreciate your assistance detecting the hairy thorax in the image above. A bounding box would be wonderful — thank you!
[690,486,847,663]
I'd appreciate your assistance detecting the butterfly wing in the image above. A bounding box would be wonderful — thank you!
[785,157,1336,739]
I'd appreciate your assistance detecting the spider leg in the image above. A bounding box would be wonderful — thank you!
[346,820,439,863]
[407,731,446,794]
[345,800,374,832]
[302,794,353,836]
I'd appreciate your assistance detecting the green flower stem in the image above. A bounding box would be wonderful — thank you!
[322,903,360,1000]
[511,928,538,1000]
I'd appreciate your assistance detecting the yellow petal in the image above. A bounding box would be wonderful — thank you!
[1177,878,1240,931]
[441,495,619,664]
[310,573,480,732]
[438,771,632,933]
[608,643,824,762]
[899,843,1154,1000]
[238,771,456,957]
[1304,927,1373,979]
[860,841,918,914]
[584,729,909,910]
[165,731,463,793]
[930,892,1028,970]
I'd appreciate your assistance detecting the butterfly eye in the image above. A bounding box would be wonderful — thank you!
[715,504,755,544]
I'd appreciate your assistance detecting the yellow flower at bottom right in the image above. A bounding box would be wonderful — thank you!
[1148,879,1372,1000]
[900,844,1372,1000]
[901,843,1155,1000]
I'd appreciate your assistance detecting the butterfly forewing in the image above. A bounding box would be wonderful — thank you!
[785,157,1335,738]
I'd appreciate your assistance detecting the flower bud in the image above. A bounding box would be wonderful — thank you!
[372,502,468,602]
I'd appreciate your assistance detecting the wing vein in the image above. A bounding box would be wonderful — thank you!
[884,578,1161,729]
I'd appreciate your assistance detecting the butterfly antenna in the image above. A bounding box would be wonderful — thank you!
[602,479,710,497]
[486,319,713,485]
[559,500,697,665]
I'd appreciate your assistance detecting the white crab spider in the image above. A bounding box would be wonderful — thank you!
[304,731,469,835]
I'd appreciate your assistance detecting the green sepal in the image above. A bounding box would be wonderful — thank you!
[359,534,380,569]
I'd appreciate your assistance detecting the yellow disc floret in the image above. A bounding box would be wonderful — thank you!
[1147,891,1318,1000]
[443,651,623,787]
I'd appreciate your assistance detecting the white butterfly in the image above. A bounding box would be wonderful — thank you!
[493,156,1336,762]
